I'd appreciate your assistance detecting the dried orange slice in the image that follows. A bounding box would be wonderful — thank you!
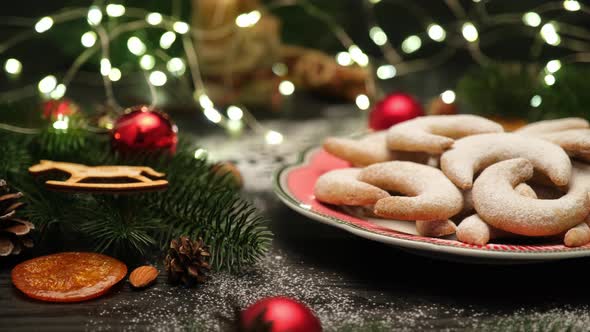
[11,252,127,303]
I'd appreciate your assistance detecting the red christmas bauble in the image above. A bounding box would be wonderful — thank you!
[368,92,423,130]
[42,99,78,120]
[111,105,178,154]
[241,296,322,332]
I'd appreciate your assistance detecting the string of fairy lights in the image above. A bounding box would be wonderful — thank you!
[0,0,589,148]
[352,0,589,110]
[0,3,288,146]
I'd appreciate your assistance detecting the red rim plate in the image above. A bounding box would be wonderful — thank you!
[273,146,590,262]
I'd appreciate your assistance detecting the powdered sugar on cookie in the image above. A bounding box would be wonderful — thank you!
[314,168,390,206]
[386,115,504,154]
[441,133,571,189]
[359,161,463,221]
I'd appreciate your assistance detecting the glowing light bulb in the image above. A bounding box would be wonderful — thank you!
[194,148,208,159]
[100,58,111,76]
[52,114,69,130]
[38,75,57,94]
[347,45,369,66]
[563,0,581,11]
[369,26,388,46]
[369,0,382,3]
[541,23,558,36]
[541,23,561,46]
[35,16,53,33]
[4,58,22,75]
[546,59,562,73]
[166,57,186,76]
[401,35,422,53]
[173,21,190,34]
[355,94,370,110]
[160,31,176,49]
[108,67,121,81]
[139,55,156,70]
[440,90,456,104]
[127,36,146,55]
[272,63,288,76]
[50,84,66,99]
[376,64,396,80]
[149,70,167,86]
[265,130,283,145]
[462,22,478,42]
[198,94,214,109]
[204,107,222,123]
[227,106,244,120]
[106,4,125,17]
[544,74,556,86]
[235,10,261,28]
[87,6,102,26]
[278,80,295,96]
[530,95,542,107]
[522,12,541,27]
[226,119,243,134]
[81,31,97,48]
[336,52,353,66]
[427,24,446,42]
[146,12,163,25]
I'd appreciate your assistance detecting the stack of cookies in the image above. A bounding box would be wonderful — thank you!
[315,115,590,247]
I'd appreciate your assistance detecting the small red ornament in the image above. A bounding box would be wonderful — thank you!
[241,296,322,332]
[111,105,178,154]
[368,92,423,130]
[42,99,78,120]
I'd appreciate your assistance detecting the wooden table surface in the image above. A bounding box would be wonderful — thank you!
[3,190,590,331]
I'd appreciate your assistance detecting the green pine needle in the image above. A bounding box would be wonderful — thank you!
[0,115,271,271]
[457,64,590,121]
[457,63,539,120]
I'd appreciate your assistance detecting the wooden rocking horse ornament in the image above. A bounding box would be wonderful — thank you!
[28,160,168,192]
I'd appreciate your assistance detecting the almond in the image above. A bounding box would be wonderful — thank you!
[129,265,158,288]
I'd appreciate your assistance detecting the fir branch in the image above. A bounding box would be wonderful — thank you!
[457,64,590,122]
[457,63,539,120]
[536,65,590,121]
[34,125,90,160]
[153,149,272,272]
[72,195,161,257]
[0,115,271,270]
[0,131,32,180]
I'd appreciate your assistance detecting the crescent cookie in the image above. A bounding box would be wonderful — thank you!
[472,158,590,236]
[358,161,463,221]
[515,117,589,135]
[564,220,590,247]
[314,168,389,206]
[456,215,512,246]
[440,133,572,190]
[323,132,429,167]
[416,220,457,238]
[386,115,504,154]
[456,183,536,246]
[534,129,590,161]
[323,132,393,166]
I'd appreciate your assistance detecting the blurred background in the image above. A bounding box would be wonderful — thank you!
[0,0,589,137]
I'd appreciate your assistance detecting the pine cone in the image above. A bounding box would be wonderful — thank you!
[165,236,211,286]
[0,180,34,256]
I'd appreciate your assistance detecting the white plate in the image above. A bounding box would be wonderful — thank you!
[273,146,590,264]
